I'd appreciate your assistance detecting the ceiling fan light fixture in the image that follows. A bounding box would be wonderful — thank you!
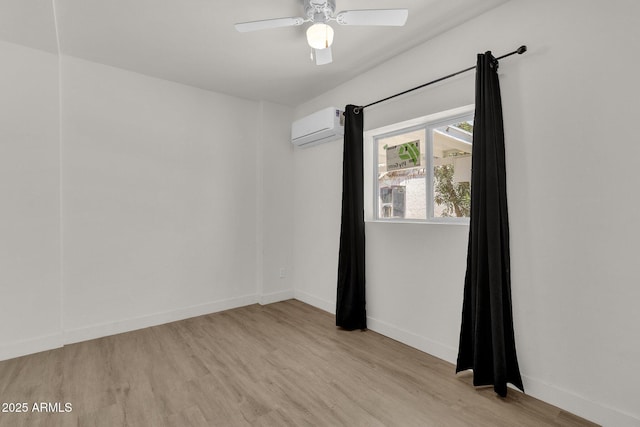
[306,23,334,49]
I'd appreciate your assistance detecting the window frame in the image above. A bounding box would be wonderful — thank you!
[365,105,475,225]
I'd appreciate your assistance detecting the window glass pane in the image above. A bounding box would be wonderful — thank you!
[377,128,426,220]
[432,120,473,218]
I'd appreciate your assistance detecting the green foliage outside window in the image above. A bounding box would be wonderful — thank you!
[434,164,471,217]
[433,121,473,217]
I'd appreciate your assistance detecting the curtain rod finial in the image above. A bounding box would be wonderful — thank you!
[517,45,527,54]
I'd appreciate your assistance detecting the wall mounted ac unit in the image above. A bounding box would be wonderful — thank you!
[291,107,344,148]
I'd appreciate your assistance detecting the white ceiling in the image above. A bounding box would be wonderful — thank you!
[1,0,509,106]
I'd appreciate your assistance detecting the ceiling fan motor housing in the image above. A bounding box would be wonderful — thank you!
[305,0,336,22]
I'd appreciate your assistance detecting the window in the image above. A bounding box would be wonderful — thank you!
[368,106,474,223]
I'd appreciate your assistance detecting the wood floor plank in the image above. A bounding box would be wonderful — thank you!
[0,300,598,426]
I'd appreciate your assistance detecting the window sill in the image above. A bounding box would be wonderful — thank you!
[366,218,470,226]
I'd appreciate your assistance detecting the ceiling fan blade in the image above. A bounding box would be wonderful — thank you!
[234,17,305,33]
[335,9,408,26]
[314,47,333,65]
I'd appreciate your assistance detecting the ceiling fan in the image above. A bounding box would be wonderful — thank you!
[234,0,408,65]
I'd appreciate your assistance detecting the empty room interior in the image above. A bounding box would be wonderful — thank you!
[1,0,639,426]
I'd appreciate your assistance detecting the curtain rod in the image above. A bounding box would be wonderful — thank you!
[354,45,527,114]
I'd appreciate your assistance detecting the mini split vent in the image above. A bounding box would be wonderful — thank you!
[291,107,344,148]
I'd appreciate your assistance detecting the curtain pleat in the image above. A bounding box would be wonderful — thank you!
[456,52,524,397]
[336,105,367,330]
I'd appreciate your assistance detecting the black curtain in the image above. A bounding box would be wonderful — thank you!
[456,52,524,397]
[336,105,367,330]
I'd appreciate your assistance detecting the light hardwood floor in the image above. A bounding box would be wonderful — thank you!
[0,300,597,426]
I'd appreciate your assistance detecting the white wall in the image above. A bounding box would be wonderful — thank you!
[60,56,263,342]
[1,40,295,358]
[292,1,640,426]
[257,101,295,304]
[292,138,344,311]
[0,40,62,360]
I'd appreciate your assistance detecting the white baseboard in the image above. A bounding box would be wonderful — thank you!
[292,292,456,364]
[366,316,458,364]
[367,314,639,426]
[522,374,639,427]
[0,332,64,362]
[292,291,638,427]
[259,289,295,305]
[5,290,637,426]
[294,290,335,314]
[64,293,259,345]
[2,294,261,361]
